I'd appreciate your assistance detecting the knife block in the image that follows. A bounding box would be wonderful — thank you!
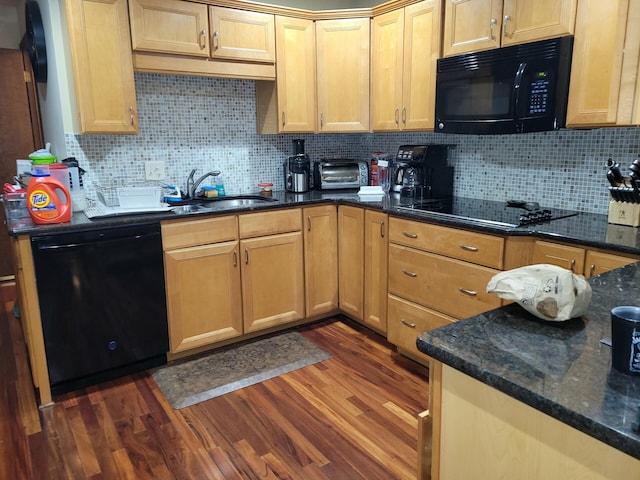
[608,200,640,227]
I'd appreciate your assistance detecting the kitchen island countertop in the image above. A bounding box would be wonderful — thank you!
[417,263,640,460]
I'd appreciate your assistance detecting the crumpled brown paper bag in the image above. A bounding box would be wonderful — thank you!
[486,264,592,322]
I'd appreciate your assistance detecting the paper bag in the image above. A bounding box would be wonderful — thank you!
[486,264,592,322]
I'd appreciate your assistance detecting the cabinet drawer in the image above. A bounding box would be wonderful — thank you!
[239,208,301,238]
[389,217,505,268]
[532,240,585,273]
[162,215,237,250]
[389,244,501,319]
[387,294,455,359]
[584,249,638,278]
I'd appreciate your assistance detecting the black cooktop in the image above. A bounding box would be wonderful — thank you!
[396,197,579,227]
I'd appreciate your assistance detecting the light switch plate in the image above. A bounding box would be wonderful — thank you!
[145,161,166,180]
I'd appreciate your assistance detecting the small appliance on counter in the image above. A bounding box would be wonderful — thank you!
[391,144,454,200]
[284,139,312,193]
[314,159,368,190]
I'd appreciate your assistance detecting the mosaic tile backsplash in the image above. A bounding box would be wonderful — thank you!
[65,73,640,214]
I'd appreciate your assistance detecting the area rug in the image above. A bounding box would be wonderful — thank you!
[151,330,331,409]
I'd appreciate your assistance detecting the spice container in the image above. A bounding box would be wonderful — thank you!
[258,182,273,196]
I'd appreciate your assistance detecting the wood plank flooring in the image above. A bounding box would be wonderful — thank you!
[0,282,429,479]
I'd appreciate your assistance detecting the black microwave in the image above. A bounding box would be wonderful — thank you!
[435,36,573,135]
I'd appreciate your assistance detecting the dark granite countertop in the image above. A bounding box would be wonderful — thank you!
[8,192,640,257]
[417,263,640,460]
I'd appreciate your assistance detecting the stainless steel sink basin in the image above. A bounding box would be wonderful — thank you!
[202,195,278,209]
[170,204,211,214]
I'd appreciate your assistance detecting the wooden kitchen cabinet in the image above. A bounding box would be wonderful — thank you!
[255,16,316,134]
[209,6,275,63]
[65,0,138,134]
[316,18,370,132]
[239,209,305,333]
[338,205,364,320]
[371,1,441,131]
[129,0,276,79]
[533,239,639,277]
[303,205,339,317]
[442,0,576,57]
[129,0,209,56]
[363,210,388,333]
[566,0,640,127]
[426,362,640,479]
[162,216,242,354]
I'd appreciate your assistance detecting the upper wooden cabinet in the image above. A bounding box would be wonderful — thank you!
[442,0,576,57]
[209,6,275,63]
[255,16,316,134]
[65,0,138,134]
[566,0,640,127]
[129,0,209,56]
[371,1,441,131]
[316,18,370,132]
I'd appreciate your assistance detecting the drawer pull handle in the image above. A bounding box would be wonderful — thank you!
[458,287,477,296]
[380,220,385,238]
[589,264,595,276]
[570,259,576,272]
[401,319,416,328]
[233,250,237,267]
[245,248,249,264]
[200,29,207,50]
[403,232,418,238]
[460,244,478,252]
[402,269,417,277]
[307,216,312,231]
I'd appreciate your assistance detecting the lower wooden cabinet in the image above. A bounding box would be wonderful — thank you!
[164,241,243,353]
[240,231,305,333]
[363,210,388,333]
[585,249,638,278]
[303,205,339,317]
[338,205,365,320]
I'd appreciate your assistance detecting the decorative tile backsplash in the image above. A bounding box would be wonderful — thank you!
[65,73,640,214]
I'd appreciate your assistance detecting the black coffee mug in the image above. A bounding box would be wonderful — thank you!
[611,306,640,375]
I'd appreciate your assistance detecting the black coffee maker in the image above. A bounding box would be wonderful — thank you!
[284,139,311,193]
[391,145,454,199]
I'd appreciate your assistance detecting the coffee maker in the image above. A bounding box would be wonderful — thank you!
[284,139,312,193]
[391,145,454,199]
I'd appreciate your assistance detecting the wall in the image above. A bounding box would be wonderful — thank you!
[65,73,640,214]
[0,1,20,48]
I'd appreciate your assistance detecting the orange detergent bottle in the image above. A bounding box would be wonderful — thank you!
[27,166,72,224]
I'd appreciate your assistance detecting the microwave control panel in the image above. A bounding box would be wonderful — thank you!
[527,71,551,116]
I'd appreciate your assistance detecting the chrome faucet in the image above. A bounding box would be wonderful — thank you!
[186,168,221,198]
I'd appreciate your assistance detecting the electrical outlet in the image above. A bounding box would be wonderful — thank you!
[145,161,166,181]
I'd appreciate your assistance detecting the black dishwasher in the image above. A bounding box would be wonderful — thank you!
[31,223,169,395]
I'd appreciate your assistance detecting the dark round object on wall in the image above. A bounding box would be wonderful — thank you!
[25,0,47,83]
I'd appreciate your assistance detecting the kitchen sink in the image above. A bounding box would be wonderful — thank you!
[170,204,212,214]
[170,195,277,214]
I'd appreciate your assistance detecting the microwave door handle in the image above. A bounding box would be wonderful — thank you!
[513,62,527,120]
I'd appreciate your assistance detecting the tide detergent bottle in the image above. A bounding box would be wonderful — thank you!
[27,166,72,224]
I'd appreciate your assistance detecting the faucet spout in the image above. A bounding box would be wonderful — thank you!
[187,169,221,198]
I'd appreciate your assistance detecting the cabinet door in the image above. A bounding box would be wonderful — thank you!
[501,0,576,46]
[338,206,364,320]
[129,0,209,57]
[363,210,388,333]
[402,0,441,131]
[275,16,316,133]
[532,240,585,273]
[304,205,338,316]
[65,0,138,133]
[566,0,629,127]
[241,232,305,333]
[442,0,503,57]
[164,241,243,353]
[584,250,638,278]
[371,9,404,131]
[209,7,275,63]
[316,18,370,132]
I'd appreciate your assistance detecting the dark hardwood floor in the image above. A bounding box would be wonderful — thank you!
[0,282,429,479]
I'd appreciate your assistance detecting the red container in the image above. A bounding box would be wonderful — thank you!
[27,171,72,224]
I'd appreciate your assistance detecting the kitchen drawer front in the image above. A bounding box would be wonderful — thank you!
[239,208,302,238]
[387,294,455,359]
[389,244,501,319]
[532,240,585,273]
[389,217,505,269]
[161,215,238,250]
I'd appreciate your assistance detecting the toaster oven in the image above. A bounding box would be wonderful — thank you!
[314,160,369,190]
